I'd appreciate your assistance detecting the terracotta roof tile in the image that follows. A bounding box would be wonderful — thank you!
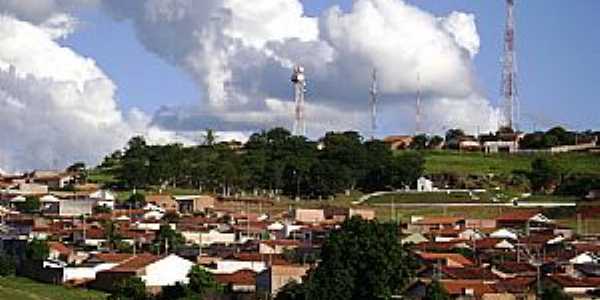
[418,253,474,267]
[441,280,497,296]
[214,269,257,286]
[108,254,161,273]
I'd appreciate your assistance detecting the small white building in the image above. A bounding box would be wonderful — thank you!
[417,177,434,192]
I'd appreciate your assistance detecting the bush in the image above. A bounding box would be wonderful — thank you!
[25,239,49,261]
[109,277,148,300]
[0,253,16,276]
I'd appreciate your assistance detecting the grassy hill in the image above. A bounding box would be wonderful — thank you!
[422,151,600,176]
[0,277,107,300]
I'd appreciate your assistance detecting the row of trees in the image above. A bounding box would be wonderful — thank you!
[102,128,425,198]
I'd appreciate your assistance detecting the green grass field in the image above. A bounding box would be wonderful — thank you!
[422,151,600,176]
[367,191,495,204]
[0,277,107,300]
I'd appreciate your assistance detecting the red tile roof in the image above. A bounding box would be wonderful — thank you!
[93,253,134,264]
[442,267,499,281]
[496,277,536,293]
[48,242,73,257]
[108,254,162,273]
[441,280,497,296]
[214,269,257,286]
[549,274,600,288]
[418,253,474,267]
[261,240,301,248]
[494,261,536,274]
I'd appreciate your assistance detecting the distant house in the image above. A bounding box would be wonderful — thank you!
[93,254,194,294]
[174,195,216,214]
[417,177,434,192]
[146,194,178,211]
[31,171,74,189]
[89,190,116,209]
[259,240,301,255]
[384,135,414,150]
[294,209,325,224]
[256,264,310,298]
[496,210,553,231]
[417,252,474,268]
[408,216,466,234]
[214,269,257,294]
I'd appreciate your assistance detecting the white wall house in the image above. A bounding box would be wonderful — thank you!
[142,254,195,287]
[417,177,434,192]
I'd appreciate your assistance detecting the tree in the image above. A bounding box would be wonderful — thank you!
[305,217,416,299]
[201,129,218,146]
[25,239,49,261]
[103,221,123,250]
[188,265,222,297]
[541,286,573,300]
[110,277,148,300]
[390,152,425,189]
[127,193,146,209]
[16,196,40,214]
[429,135,444,149]
[156,224,185,254]
[529,158,561,193]
[160,282,190,300]
[0,253,15,276]
[275,280,308,300]
[410,134,429,150]
[445,129,465,143]
[424,280,450,300]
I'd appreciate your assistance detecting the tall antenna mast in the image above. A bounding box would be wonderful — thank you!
[291,65,307,136]
[501,0,519,130]
[369,68,378,140]
[415,72,422,135]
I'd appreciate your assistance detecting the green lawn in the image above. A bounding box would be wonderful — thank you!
[368,191,495,204]
[0,276,107,300]
[422,151,600,176]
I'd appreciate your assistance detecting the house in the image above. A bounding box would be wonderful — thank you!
[181,229,236,246]
[294,209,325,224]
[93,254,195,294]
[496,211,553,231]
[484,141,519,154]
[417,252,474,268]
[174,195,216,214]
[439,280,502,300]
[384,135,414,150]
[547,274,600,299]
[48,242,75,264]
[62,253,133,283]
[56,199,95,217]
[259,240,301,255]
[256,264,310,298]
[214,269,257,293]
[146,194,178,211]
[89,190,116,209]
[417,177,435,192]
[408,216,466,234]
[31,171,74,189]
[349,208,376,220]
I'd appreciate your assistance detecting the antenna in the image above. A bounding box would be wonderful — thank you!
[415,72,422,135]
[291,65,307,136]
[501,0,519,131]
[369,68,378,140]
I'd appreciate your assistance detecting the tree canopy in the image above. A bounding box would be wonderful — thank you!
[302,217,416,300]
[103,128,425,198]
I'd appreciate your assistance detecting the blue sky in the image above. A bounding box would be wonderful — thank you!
[65,0,600,131]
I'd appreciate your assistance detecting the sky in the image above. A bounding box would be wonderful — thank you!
[63,0,600,131]
[0,0,599,171]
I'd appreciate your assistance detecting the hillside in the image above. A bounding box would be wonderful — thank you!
[0,277,107,300]
[422,151,600,176]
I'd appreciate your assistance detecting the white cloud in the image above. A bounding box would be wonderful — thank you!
[0,15,181,171]
[0,0,502,170]
[101,0,499,136]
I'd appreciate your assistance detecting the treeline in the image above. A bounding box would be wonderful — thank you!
[99,128,424,198]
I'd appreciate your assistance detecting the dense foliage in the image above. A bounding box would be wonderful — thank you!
[25,239,49,261]
[520,127,596,149]
[101,128,424,198]
[109,277,147,300]
[299,217,416,300]
[424,280,451,300]
[15,196,40,214]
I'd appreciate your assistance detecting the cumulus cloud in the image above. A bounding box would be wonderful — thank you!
[0,15,184,171]
[100,0,499,137]
[0,0,501,170]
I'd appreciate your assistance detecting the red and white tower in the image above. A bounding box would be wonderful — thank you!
[291,65,307,136]
[501,0,519,130]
